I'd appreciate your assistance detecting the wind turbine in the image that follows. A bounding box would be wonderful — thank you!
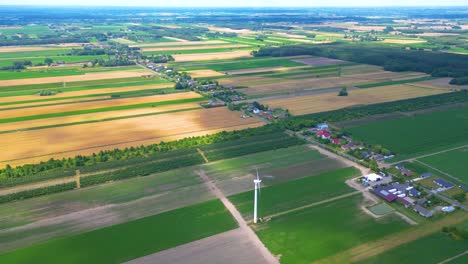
[253,169,262,224]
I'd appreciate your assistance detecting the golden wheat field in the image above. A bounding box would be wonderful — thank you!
[0,107,264,167]
[264,84,448,115]
[186,69,226,78]
[0,69,153,87]
[173,50,252,62]
[0,92,202,119]
[142,44,248,52]
[0,102,202,132]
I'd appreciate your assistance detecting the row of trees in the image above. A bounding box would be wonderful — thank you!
[0,125,281,183]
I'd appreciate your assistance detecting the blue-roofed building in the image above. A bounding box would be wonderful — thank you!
[420,172,432,179]
[433,178,454,189]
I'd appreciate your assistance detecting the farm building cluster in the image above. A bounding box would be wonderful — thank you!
[363,162,464,218]
[241,102,289,121]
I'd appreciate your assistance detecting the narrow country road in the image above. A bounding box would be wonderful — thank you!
[196,170,280,264]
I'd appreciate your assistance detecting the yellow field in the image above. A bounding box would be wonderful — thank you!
[0,83,173,105]
[206,26,254,35]
[382,39,427,44]
[186,69,226,78]
[142,44,248,52]
[0,91,202,119]
[0,95,110,110]
[0,107,264,167]
[131,40,226,48]
[0,102,202,133]
[264,84,449,115]
[173,50,252,62]
[113,38,136,44]
[0,46,60,53]
[0,69,153,87]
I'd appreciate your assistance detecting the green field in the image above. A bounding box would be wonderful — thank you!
[0,65,141,80]
[0,199,236,264]
[357,231,468,264]
[0,55,108,68]
[0,77,170,97]
[418,148,468,184]
[229,167,359,219]
[257,195,409,264]
[347,106,468,161]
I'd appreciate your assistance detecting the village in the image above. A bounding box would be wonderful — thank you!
[297,122,467,219]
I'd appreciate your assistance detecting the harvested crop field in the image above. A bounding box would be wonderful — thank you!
[239,71,429,96]
[173,51,252,62]
[0,107,264,167]
[0,95,111,110]
[293,57,347,66]
[0,83,173,105]
[0,46,64,53]
[142,44,248,52]
[186,69,226,78]
[0,69,153,87]
[239,75,372,96]
[0,91,202,120]
[0,102,202,133]
[409,78,468,90]
[382,39,427,44]
[224,66,303,75]
[264,84,448,115]
[132,40,226,48]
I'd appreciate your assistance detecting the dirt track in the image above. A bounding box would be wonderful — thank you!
[126,228,270,264]
[196,170,279,264]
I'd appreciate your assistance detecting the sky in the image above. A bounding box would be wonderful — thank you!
[1,0,467,7]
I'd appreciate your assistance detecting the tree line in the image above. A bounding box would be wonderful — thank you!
[253,43,468,82]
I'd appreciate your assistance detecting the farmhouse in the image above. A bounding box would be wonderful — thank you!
[331,138,341,145]
[401,168,414,177]
[413,204,434,218]
[408,188,421,197]
[317,130,331,140]
[433,178,454,189]
[420,172,432,179]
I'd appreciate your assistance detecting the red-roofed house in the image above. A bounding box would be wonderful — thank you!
[317,130,331,140]
[331,138,341,145]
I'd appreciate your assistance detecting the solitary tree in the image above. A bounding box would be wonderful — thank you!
[338,87,348,96]
[44,58,53,66]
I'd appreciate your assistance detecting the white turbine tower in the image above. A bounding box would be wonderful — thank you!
[253,169,262,224]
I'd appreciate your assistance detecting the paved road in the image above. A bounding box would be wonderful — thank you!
[196,170,279,264]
